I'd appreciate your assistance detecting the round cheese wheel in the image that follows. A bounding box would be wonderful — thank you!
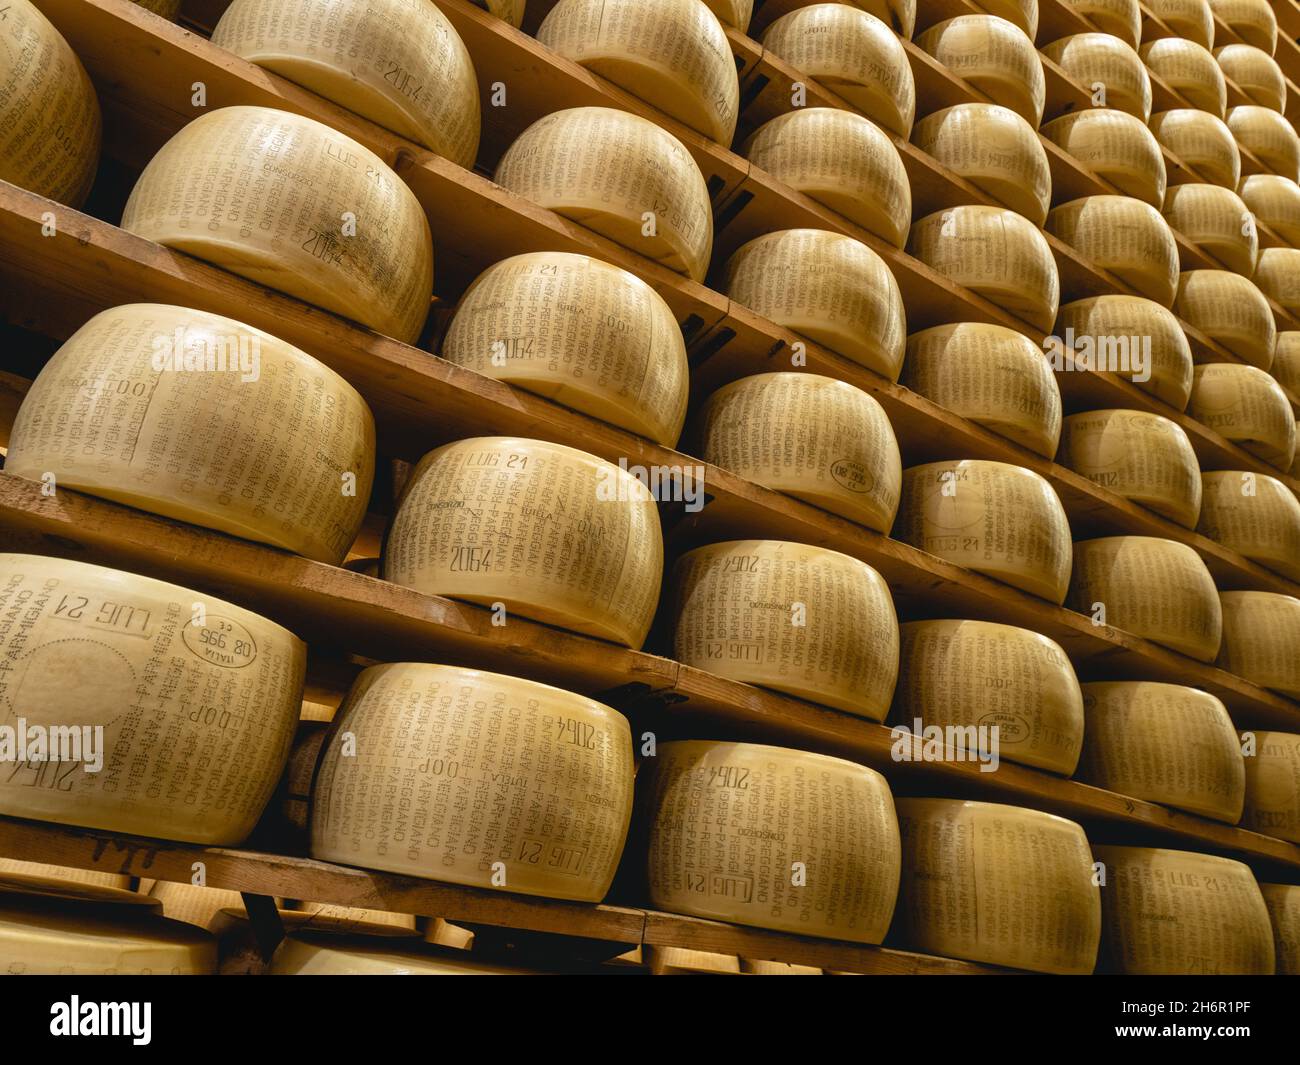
[671,539,900,720]
[1254,247,1300,314]
[1198,469,1300,580]
[383,436,663,647]
[441,252,689,446]
[1273,331,1300,395]
[283,901,419,937]
[1054,294,1194,408]
[1208,0,1278,54]
[1140,38,1226,117]
[1062,0,1141,45]
[902,322,1063,457]
[1041,33,1151,121]
[908,205,1060,331]
[1241,730,1300,843]
[0,553,306,843]
[851,0,916,37]
[1217,590,1300,697]
[0,0,101,208]
[891,620,1084,774]
[895,459,1073,603]
[0,859,131,895]
[703,0,752,30]
[761,5,915,137]
[910,103,1051,225]
[1046,195,1179,306]
[311,663,634,900]
[1216,44,1286,112]
[742,108,912,247]
[642,740,901,943]
[1239,173,1300,243]
[4,304,375,565]
[210,0,480,167]
[134,0,182,16]
[1227,105,1300,181]
[271,933,528,974]
[647,947,742,975]
[1149,109,1239,188]
[694,372,902,532]
[1260,883,1300,974]
[741,958,821,974]
[1189,363,1296,468]
[145,881,255,931]
[1067,535,1222,660]
[915,15,1045,126]
[494,107,713,281]
[893,798,1101,974]
[973,0,1038,38]
[1041,109,1167,207]
[536,0,740,144]
[723,228,907,379]
[1175,270,1276,369]
[1162,184,1259,276]
[1143,0,1214,48]
[1058,409,1202,527]
[1077,681,1244,822]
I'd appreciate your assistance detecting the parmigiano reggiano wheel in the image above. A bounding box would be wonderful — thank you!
[0,553,306,843]
[1216,44,1286,112]
[1143,0,1214,48]
[761,5,915,137]
[1208,0,1278,54]
[1077,681,1244,823]
[694,372,902,532]
[383,436,663,647]
[536,0,740,144]
[742,108,912,247]
[1041,109,1166,207]
[1096,846,1275,974]
[671,539,899,720]
[474,0,525,27]
[642,740,901,942]
[1164,185,1259,277]
[210,0,479,167]
[1054,294,1194,408]
[1175,270,1275,369]
[494,107,713,281]
[4,304,376,565]
[894,798,1101,974]
[121,107,433,343]
[311,663,635,900]
[1254,247,1300,314]
[0,0,101,208]
[910,103,1051,225]
[741,958,822,974]
[1067,535,1222,659]
[723,229,907,379]
[1041,33,1151,121]
[895,460,1073,603]
[1217,590,1300,697]
[271,933,529,974]
[1260,883,1300,973]
[973,0,1037,38]
[891,620,1084,774]
[0,859,131,896]
[915,15,1045,126]
[1239,173,1300,243]
[1198,469,1300,580]
[1148,109,1239,188]
[1274,331,1300,396]
[703,0,752,30]
[1046,195,1179,305]
[1189,363,1296,468]
[144,881,256,931]
[647,948,742,975]
[908,205,1060,331]
[1062,0,1141,46]
[902,322,1063,457]
[441,252,689,446]
[1140,38,1226,116]
[1058,409,1202,526]
[1241,730,1300,843]
[1227,105,1300,180]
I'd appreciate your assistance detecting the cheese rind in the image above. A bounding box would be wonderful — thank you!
[270,933,529,974]
[0,859,131,895]
[1041,33,1151,121]
[1197,470,1300,580]
[1216,590,1300,698]
[1175,271,1276,370]
[1208,0,1278,54]
[1227,105,1300,181]
[1149,109,1240,188]
[1215,44,1286,112]
[1240,730,1300,843]
[1188,362,1296,468]
[1041,109,1167,207]
[1239,173,1300,244]
[915,14,1045,126]
[1273,331,1300,397]
[1140,38,1226,117]
[1162,185,1258,277]
[1260,883,1300,974]
[1061,0,1141,46]
[972,0,1037,38]
[702,0,752,30]
[1143,0,1214,48]
[1047,195,1179,306]
[1254,247,1300,315]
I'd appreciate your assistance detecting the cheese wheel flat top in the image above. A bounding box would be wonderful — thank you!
[1047,195,1179,306]
[0,872,150,909]
[1041,33,1151,121]
[915,15,1045,126]
[1041,109,1167,207]
[1149,109,1239,188]
[270,933,529,974]
[0,858,131,895]
[1227,105,1300,181]
[1062,0,1141,46]
[1254,247,1300,315]
[1240,730,1300,844]
[1217,590,1300,698]
[1140,38,1226,117]
[146,880,251,931]
[972,0,1038,38]
[1260,883,1300,974]
[1189,362,1296,468]
[1163,184,1258,277]
[1239,173,1300,244]
[1208,0,1277,54]
[1198,469,1300,581]
[1215,44,1286,112]
[1143,0,1213,48]
[1175,270,1276,370]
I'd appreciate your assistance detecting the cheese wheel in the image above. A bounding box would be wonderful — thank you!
[1149,109,1239,188]
[1140,38,1226,117]
[1041,34,1151,121]
[1046,195,1179,306]
[895,460,1073,603]
[1239,173,1300,244]
[536,0,739,144]
[671,539,899,720]
[646,947,743,975]
[694,372,902,532]
[271,933,528,974]
[1198,469,1300,579]
[972,0,1037,38]
[742,108,912,248]
[1162,184,1258,276]
[473,0,525,26]
[761,5,915,137]
[1254,247,1300,314]
[210,0,480,168]
[145,881,254,931]
[1075,681,1244,822]
[383,436,662,647]
[1143,0,1214,48]
[284,900,419,936]
[850,0,916,37]
[1227,105,1300,181]
[724,229,907,378]
[311,663,634,900]
[0,859,131,895]
[741,958,822,974]
[1216,44,1286,112]
[1175,271,1276,369]
[1054,294,1194,408]
[1189,363,1296,467]
[495,107,713,281]
[1208,0,1278,54]
[891,620,1084,774]
[1094,845,1275,974]
[1062,0,1140,46]
[910,103,1051,225]
[441,252,689,446]
[907,205,1060,331]
[642,740,901,943]
[4,304,375,565]
[1274,331,1300,395]
[0,0,101,208]
[902,322,1062,457]
[1067,536,1222,660]
[1041,109,1167,207]
[1058,409,1202,527]
[1260,883,1300,974]
[1217,590,1300,697]
[893,799,1101,974]
[703,0,752,30]
[0,553,306,843]
[1241,731,1300,843]
[0,873,152,908]
[915,15,1045,126]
